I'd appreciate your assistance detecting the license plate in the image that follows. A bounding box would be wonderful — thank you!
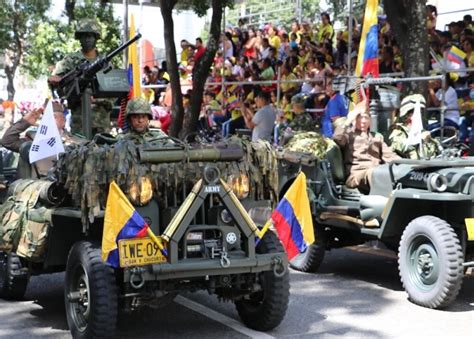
[465,218,474,241]
[118,237,167,267]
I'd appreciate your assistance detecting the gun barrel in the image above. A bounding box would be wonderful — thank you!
[138,147,244,163]
[106,32,142,61]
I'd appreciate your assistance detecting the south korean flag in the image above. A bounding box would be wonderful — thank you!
[29,101,65,164]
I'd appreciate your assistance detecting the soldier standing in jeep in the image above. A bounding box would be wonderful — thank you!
[333,100,400,193]
[48,19,112,135]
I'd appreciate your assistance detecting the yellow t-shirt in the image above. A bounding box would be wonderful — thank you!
[317,24,334,43]
[281,72,297,93]
[269,35,281,49]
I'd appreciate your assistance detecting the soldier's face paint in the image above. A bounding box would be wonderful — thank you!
[130,114,150,133]
[79,33,97,52]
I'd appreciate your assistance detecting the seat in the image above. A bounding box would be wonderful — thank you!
[325,144,345,184]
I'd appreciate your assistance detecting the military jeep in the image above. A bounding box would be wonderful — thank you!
[0,136,289,338]
[278,144,474,309]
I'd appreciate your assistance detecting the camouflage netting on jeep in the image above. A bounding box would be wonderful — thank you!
[54,136,278,224]
[282,132,336,159]
[0,179,54,261]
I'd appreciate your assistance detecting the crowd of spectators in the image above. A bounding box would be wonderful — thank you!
[141,7,474,144]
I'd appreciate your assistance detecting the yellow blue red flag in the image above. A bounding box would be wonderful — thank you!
[271,172,314,260]
[118,14,141,129]
[447,45,467,65]
[102,181,149,267]
[355,0,379,77]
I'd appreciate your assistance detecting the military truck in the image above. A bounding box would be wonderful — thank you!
[277,76,473,309]
[0,133,289,338]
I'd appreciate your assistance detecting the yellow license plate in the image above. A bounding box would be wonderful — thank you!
[118,237,167,267]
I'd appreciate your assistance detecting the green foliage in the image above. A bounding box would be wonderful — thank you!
[176,0,235,17]
[225,0,321,28]
[0,0,51,54]
[21,0,122,79]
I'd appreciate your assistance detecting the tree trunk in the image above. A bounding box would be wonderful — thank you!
[4,65,16,101]
[384,0,429,95]
[160,0,184,138]
[65,0,76,24]
[184,0,223,139]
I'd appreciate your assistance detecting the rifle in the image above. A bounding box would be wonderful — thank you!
[55,32,142,103]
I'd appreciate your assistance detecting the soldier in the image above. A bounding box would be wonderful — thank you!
[1,101,84,177]
[48,19,112,136]
[286,93,315,133]
[333,100,400,193]
[389,94,440,159]
[120,98,167,143]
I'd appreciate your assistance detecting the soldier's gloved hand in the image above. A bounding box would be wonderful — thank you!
[346,99,367,126]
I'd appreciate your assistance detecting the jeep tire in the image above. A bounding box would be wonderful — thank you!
[0,251,29,300]
[290,225,326,272]
[235,231,290,331]
[398,216,464,309]
[65,241,118,338]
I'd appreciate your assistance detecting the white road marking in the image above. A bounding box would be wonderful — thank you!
[175,295,275,339]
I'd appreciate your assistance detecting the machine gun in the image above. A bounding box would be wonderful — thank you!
[56,32,142,103]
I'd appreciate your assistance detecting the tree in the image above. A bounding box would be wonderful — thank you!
[160,0,233,138]
[23,0,122,80]
[0,0,51,100]
[384,0,429,94]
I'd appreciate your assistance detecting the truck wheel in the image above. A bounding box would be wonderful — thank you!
[290,226,325,272]
[398,216,464,309]
[235,231,289,331]
[0,251,29,300]
[65,241,118,338]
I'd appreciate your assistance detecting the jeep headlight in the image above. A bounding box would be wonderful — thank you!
[227,174,250,199]
[129,177,153,205]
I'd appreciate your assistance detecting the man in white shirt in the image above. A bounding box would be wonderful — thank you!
[241,91,276,142]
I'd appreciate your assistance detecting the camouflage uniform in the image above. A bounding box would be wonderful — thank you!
[287,113,315,132]
[52,19,112,135]
[389,93,440,159]
[389,124,440,159]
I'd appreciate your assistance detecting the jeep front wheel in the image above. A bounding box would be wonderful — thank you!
[65,241,118,338]
[235,231,289,331]
[398,216,464,309]
[0,251,29,300]
[290,225,325,272]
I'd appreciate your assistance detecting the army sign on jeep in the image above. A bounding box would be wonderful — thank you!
[278,130,474,309]
[0,136,289,337]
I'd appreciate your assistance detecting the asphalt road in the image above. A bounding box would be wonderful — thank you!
[0,246,472,338]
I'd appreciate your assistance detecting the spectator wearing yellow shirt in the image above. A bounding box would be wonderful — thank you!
[268,26,281,50]
[463,37,474,68]
[180,40,192,63]
[280,63,298,96]
[316,12,334,44]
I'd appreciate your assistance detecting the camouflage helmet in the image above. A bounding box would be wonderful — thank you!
[400,94,426,118]
[125,98,153,119]
[75,19,101,39]
[291,93,306,105]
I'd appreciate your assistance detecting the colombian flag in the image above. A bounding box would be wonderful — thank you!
[355,0,379,77]
[101,181,149,268]
[118,14,141,129]
[447,45,467,65]
[271,172,314,260]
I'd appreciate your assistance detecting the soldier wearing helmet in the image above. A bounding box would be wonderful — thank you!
[120,98,167,143]
[48,19,112,136]
[286,93,315,133]
[389,94,440,159]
